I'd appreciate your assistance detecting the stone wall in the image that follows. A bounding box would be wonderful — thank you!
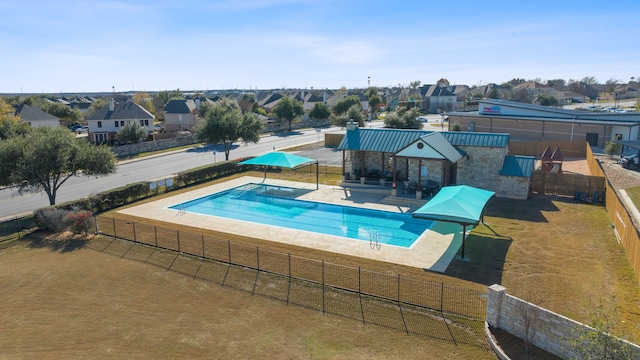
[110,135,198,157]
[343,145,531,199]
[264,119,330,133]
[456,146,507,190]
[487,284,640,359]
[495,176,530,200]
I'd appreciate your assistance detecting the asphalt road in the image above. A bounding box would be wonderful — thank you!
[0,127,341,220]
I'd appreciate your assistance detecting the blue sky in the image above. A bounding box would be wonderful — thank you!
[1,0,638,93]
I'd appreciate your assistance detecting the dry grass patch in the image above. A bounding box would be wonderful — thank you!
[0,233,494,359]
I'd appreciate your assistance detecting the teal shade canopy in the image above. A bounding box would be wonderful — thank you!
[412,185,495,225]
[239,151,316,168]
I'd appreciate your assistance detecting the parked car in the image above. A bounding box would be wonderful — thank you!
[618,153,640,170]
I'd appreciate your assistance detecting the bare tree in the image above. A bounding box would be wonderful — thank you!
[436,78,450,87]
[517,297,543,356]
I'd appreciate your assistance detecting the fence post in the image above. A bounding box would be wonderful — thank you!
[252,246,260,296]
[154,226,158,246]
[132,222,137,242]
[286,253,291,305]
[176,230,180,252]
[440,283,444,313]
[398,274,408,334]
[113,217,117,238]
[359,267,365,324]
[227,240,231,263]
[201,235,205,258]
[15,217,21,240]
[322,260,325,314]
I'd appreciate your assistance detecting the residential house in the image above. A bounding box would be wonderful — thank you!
[419,84,457,113]
[87,98,154,144]
[257,93,283,113]
[555,91,586,104]
[513,81,554,97]
[163,99,198,132]
[14,104,60,128]
[614,84,639,99]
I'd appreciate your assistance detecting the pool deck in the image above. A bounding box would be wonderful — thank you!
[116,176,463,272]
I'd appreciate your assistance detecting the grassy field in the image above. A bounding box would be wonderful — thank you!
[626,185,640,208]
[1,169,639,358]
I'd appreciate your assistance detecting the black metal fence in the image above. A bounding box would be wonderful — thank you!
[96,216,488,346]
[0,215,36,242]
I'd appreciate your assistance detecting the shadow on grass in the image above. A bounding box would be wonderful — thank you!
[24,230,89,253]
[485,194,560,223]
[186,143,237,154]
[444,230,512,286]
[274,131,305,137]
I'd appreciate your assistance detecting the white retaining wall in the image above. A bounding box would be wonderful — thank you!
[487,284,640,359]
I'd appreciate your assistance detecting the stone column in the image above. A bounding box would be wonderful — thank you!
[487,284,506,328]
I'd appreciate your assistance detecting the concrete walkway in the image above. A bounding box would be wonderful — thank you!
[116,176,463,272]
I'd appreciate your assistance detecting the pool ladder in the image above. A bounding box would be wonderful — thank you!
[369,232,381,250]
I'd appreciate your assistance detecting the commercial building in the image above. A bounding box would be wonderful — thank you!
[447,99,640,147]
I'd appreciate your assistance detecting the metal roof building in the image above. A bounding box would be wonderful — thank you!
[448,99,640,147]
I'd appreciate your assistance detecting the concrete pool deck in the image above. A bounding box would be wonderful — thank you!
[116,176,464,272]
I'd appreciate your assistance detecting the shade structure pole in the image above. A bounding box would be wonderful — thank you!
[461,224,467,259]
[316,162,319,190]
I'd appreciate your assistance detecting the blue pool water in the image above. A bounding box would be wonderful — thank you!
[169,183,433,248]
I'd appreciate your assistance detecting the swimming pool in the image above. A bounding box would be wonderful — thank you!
[169,183,433,248]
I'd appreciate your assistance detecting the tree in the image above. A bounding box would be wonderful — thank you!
[0,126,116,205]
[436,78,450,87]
[409,80,421,89]
[367,92,382,120]
[487,88,500,99]
[86,98,108,119]
[40,101,83,124]
[546,78,566,90]
[516,293,543,356]
[133,92,155,115]
[152,91,171,119]
[383,107,421,129]
[512,88,533,103]
[196,98,263,161]
[308,102,331,120]
[581,76,598,86]
[0,116,31,140]
[536,94,559,106]
[570,297,634,360]
[605,78,620,95]
[237,93,256,114]
[604,141,622,157]
[118,121,148,144]
[331,95,362,115]
[273,96,304,132]
[501,78,526,89]
[329,104,365,127]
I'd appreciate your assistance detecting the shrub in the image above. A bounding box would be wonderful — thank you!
[34,208,71,232]
[604,141,622,157]
[66,211,95,235]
